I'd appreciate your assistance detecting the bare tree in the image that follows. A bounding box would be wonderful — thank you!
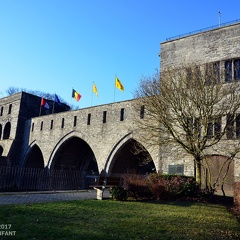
[5,86,78,110]
[134,64,240,192]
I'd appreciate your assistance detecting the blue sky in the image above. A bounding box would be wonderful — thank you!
[0,1,239,109]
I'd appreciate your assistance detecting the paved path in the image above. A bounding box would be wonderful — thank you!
[0,190,110,205]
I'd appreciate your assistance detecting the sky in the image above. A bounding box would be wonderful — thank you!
[0,1,239,109]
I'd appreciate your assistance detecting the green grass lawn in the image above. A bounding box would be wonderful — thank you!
[0,199,239,240]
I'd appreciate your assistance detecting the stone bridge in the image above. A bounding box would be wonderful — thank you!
[23,99,160,186]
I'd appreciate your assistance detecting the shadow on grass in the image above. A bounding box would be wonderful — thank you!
[125,195,234,207]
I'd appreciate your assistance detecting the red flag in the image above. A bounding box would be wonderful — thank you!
[41,98,50,109]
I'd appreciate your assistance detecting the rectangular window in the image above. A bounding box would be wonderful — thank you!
[31,123,34,132]
[214,116,221,138]
[213,61,220,83]
[226,114,234,139]
[103,111,107,123]
[120,108,125,121]
[73,116,77,127]
[87,113,91,125]
[50,120,54,130]
[234,59,240,81]
[193,118,200,138]
[8,104,12,114]
[0,107,3,116]
[168,164,184,175]
[61,118,64,129]
[40,121,43,131]
[140,105,145,119]
[225,60,232,82]
[236,114,240,138]
[207,121,213,139]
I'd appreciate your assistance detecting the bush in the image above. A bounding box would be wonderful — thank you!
[123,174,153,200]
[110,186,128,201]
[123,173,199,201]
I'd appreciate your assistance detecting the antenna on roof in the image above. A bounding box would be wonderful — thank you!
[218,11,221,27]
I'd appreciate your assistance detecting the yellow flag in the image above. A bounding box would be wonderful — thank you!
[115,77,124,91]
[93,83,98,96]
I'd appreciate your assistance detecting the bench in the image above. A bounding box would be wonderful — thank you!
[89,176,122,200]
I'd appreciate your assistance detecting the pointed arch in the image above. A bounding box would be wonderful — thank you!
[104,133,156,176]
[24,144,44,169]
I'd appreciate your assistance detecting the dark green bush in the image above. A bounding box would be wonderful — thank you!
[110,186,128,201]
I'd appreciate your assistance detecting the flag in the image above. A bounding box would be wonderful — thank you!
[72,89,82,101]
[115,77,124,91]
[41,98,50,109]
[54,94,61,105]
[93,83,98,96]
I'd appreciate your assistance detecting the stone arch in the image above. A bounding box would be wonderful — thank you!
[202,155,234,194]
[24,144,44,169]
[3,122,11,139]
[50,135,98,173]
[104,133,156,176]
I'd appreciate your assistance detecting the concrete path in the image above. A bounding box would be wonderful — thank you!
[0,190,110,205]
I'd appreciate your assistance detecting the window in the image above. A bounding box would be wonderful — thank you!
[50,120,54,130]
[225,59,240,82]
[168,164,184,175]
[120,108,125,121]
[236,114,240,138]
[87,113,91,125]
[61,118,64,128]
[103,111,107,123]
[0,124,2,140]
[207,117,221,139]
[214,117,221,138]
[234,59,240,80]
[31,123,34,132]
[40,121,43,131]
[0,107,3,116]
[8,104,12,114]
[225,60,232,82]
[140,105,145,119]
[73,116,77,127]
[206,62,220,84]
[3,122,11,139]
[213,62,220,82]
[226,114,234,139]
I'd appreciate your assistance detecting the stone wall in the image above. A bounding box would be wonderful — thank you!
[160,23,240,69]
[29,99,160,174]
[234,182,240,208]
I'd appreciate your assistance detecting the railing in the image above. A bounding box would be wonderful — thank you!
[166,19,240,41]
[0,166,86,191]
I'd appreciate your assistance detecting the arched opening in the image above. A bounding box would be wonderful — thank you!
[51,136,99,189]
[109,139,156,176]
[24,145,44,169]
[3,122,11,139]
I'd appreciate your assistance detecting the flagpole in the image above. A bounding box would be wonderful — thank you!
[52,94,55,114]
[91,81,94,106]
[114,75,116,102]
[39,99,42,116]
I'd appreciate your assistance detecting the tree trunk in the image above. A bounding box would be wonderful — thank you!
[195,160,202,187]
